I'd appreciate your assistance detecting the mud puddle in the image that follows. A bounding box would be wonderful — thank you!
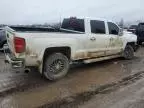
[0,48,144,108]
[38,70,144,108]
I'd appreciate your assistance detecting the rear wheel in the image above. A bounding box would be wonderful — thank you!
[123,45,134,59]
[43,53,70,80]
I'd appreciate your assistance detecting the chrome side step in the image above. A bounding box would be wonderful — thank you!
[83,55,121,64]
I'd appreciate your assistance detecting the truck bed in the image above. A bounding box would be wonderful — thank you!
[9,26,84,34]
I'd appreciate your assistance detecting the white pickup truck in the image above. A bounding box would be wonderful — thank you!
[4,17,138,80]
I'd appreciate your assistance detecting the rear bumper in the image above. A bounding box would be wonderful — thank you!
[4,45,24,68]
[5,54,24,68]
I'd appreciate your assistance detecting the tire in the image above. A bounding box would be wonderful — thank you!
[43,53,70,80]
[123,45,134,59]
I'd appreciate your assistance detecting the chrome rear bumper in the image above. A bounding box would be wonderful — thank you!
[4,45,24,68]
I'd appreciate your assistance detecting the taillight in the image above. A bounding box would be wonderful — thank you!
[14,37,25,53]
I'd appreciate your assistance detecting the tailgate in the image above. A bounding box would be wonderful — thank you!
[5,27,16,54]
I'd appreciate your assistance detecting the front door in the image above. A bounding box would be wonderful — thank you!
[106,22,123,55]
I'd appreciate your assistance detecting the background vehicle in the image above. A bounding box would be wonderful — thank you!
[0,28,6,50]
[127,25,138,34]
[136,23,144,45]
[4,17,138,80]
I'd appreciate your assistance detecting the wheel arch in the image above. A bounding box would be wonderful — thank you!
[38,46,71,74]
[126,42,137,52]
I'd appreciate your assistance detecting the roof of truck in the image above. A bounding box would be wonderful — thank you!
[86,17,111,22]
[65,16,113,22]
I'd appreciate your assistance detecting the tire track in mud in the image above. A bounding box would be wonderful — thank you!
[0,54,50,97]
[0,76,49,97]
[37,71,144,108]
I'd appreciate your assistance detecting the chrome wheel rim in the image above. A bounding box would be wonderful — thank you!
[49,59,65,74]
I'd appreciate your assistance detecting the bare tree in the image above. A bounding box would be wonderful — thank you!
[119,18,124,29]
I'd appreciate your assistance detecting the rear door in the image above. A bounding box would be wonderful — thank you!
[106,22,123,55]
[86,20,108,58]
[61,18,90,60]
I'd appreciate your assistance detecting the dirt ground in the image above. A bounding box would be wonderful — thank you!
[0,47,144,108]
[79,76,144,108]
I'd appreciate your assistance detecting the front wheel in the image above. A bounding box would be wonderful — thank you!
[123,45,134,59]
[43,53,70,80]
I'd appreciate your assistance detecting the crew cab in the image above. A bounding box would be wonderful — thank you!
[4,17,138,80]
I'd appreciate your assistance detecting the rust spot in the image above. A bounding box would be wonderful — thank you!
[87,51,105,58]
[74,52,85,59]
[37,60,42,66]
[26,47,38,58]
[18,52,25,57]
[74,51,105,60]
[109,38,123,47]
[26,47,32,55]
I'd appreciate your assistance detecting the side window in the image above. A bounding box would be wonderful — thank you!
[61,18,85,32]
[108,22,119,35]
[90,20,106,34]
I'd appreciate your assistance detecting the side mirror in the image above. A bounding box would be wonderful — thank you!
[119,28,123,36]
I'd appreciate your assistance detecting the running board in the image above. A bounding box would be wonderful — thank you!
[83,55,121,64]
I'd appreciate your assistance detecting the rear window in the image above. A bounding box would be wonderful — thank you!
[61,18,85,32]
[90,20,105,34]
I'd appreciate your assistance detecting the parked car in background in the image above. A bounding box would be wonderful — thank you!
[136,23,144,45]
[4,17,138,80]
[0,28,6,50]
[127,25,138,34]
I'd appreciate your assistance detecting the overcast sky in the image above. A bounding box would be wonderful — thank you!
[0,0,143,24]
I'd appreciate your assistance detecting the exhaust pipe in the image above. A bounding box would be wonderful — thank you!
[24,68,30,73]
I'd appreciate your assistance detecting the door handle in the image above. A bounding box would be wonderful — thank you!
[90,37,96,41]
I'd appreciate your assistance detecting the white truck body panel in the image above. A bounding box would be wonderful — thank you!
[4,17,137,74]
